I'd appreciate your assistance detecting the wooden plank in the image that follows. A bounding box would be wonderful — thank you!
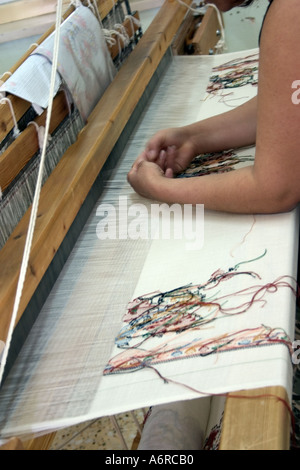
[0,437,24,450]
[23,432,56,450]
[0,0,192,341]
[131,0,164,10]
[0,0,118,27]
[172,10,196,55]
[0,13,57,44]
[186,5,221,55]
[219,386,291,450]
[0,92,69,192]
[0,0,63,25]
[0,431,56,450]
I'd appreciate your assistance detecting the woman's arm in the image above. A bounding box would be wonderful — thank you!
[182,95,257,154]
[128,0,300,214]
[131,96,257,176]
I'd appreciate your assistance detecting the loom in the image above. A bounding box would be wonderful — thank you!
[0,0,298,450]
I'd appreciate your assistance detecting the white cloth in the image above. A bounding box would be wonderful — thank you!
[0,6,116,120]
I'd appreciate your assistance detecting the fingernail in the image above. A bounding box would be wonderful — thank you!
[165,168,173,178]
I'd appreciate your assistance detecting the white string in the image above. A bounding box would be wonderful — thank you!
[86,0,103,26]
[111,0,117,28]
[27,121,51,151]
[205,3,226,53]
[103,26,129,54]
[103,13,141,54]
[0,97,20,138]
[86,0,96,16]
[70,0,82,7]
[103,29,117,47]
[0,0,63,386]
[91,0,103,24]
[125,14,141,39]
[114,23,130,47]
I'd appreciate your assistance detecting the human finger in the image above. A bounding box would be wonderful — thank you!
[131,150,148,171]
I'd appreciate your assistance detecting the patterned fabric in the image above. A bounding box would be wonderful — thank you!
[32,5,116,121]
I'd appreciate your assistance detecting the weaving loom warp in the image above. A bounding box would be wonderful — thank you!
[0,40,299,443]
[0,0,142,251]
[0,3,122,249]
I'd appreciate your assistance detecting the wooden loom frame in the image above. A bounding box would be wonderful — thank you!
[0,0,292,450]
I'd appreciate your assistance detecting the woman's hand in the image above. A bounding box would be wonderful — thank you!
[127,126,198,200]
[127,158,167,200]
[136,127,199,177]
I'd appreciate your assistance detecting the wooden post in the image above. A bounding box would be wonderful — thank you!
[219,386,291,450]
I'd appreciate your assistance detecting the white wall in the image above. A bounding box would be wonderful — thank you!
[131,0,270,52]
[129,0,164,11]
[223,0,269,52]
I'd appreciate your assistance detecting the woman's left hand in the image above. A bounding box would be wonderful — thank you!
[127,157,168,200]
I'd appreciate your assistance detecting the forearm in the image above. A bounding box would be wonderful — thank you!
[185,96,257,154]
[150,164,294,214]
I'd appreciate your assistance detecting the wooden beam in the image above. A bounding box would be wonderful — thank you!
[0,0,192,341]
[186,5,222,55]
[219,386,291,450]
[0,0,67,25]
[23,432,56,450]
[0,437,24,450]
[0,13,57,44]
[172,9,196,55]
[0,92,69,192]
[0,432,56,450]
[0,0,118,28]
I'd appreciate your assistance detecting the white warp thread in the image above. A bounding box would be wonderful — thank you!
[0,56,213,440]
[0,97,20,138]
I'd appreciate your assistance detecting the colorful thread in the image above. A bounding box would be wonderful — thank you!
[104,250,298,376]
[177,150,254,178]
